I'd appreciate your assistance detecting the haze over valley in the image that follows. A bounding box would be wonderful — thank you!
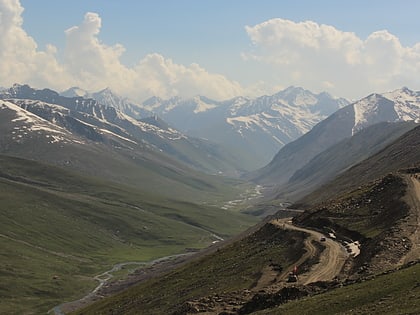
[1,1,420,314]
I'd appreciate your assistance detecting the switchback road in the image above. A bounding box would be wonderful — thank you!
[272,219,348,285]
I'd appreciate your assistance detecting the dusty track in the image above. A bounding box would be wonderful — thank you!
[401,175,420,264]
[271,219,348,285]
[184,219,350,314]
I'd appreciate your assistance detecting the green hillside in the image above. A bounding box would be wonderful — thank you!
[296,124,420,207]
[0,155,257,314]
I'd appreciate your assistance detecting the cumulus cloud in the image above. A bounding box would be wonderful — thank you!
[244,18,420,99]
[63,12,137,92]
[0,0,243,101]
[132,54,243,100]
[3,0,419,102]
[62,13,243,100]
[0,0,68,88]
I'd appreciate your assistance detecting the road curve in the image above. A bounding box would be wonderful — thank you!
[272,219,348,285]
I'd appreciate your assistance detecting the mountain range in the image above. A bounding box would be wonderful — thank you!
[251,87,420,200]
[3,84,418,200]
[59,86,349,169]
[1,82,420,314]
[61,86,153,119]
[0,84,246,178]
[136,87,349,168]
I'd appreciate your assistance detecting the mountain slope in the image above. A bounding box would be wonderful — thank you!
[275,121,417,201]
[72,222,307,315]
[296,124,420,207]
[140,87,348,169]
[250,105,355,187]
[1,98,248,204]
[0,154,257,314]
[252,87,420,188]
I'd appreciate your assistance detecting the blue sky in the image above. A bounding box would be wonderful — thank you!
[2,0,420,102]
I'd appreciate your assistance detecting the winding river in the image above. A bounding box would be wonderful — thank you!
[49,253,192,315]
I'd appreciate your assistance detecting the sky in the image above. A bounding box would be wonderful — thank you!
[1,0,420,103]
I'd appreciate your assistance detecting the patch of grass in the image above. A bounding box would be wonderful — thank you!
[0,237,98,314]
[257,263,420,315]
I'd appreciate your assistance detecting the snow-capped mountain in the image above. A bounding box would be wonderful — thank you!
[61,87,153,119]
[139,87,349,168]
[252,87,420,188]
[61,86,89,98]
[0,84,245,176]
[0,100,82,146]
[352,87,420,134]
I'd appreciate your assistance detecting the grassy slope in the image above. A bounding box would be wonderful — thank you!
[280,121,417,201]
[0,155,257,314]
[72,224,306,315]
[256,262,420,315]
[296,124,420,207]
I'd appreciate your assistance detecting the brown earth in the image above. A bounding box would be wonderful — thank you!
[178,219,348,314]
[400,174,420,264]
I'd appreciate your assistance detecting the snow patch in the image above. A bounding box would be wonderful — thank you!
[99,129,137,144]
[294,93,317,106]
[193,97,217,114]
[383,88,420,121]
[1,100,88,145]
[2,101,67,135]
[344,240,361,257]
[352,95,380,135]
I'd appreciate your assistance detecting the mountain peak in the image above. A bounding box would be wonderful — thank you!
[97,87,114,96]
[282,85,305,94]
[143,96,164,107]
[61,87,89,98]
[399,86,413,94]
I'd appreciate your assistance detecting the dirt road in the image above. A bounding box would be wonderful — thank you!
[401,175,420,264]
[272,219,348,285]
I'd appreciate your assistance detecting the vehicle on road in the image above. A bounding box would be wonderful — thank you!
[287,272,298,282]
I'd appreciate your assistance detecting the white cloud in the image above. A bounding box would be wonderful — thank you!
[63,12,136,92]
[244,18,420,99]
[0,1,243,101]
[132,54,243,100]
[2,1,419,103]
[0,0,68,88]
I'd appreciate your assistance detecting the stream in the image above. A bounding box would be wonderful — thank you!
[48,253,192,315]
